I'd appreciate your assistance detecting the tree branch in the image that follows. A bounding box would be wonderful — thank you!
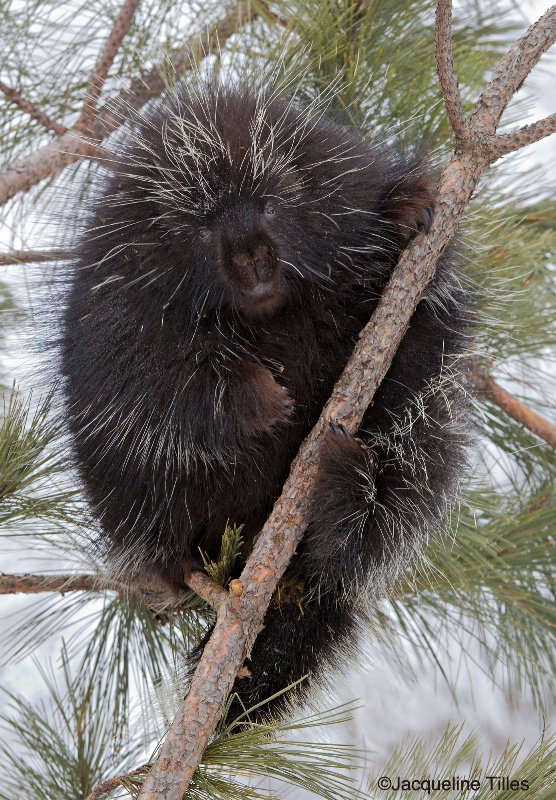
[186,571,228,613]
[0,572,179,612]
[136,5,556,798]
[84,766,147,800]
[494,112,556,158]
[0,80,68,137]
[0,249,71,265]
[0,570,228,614]
[75,0,142,133]
[137,157,480,800]
[0,131,103,207]
[435,0,470,145]
[468,363,556,450]
[471,4,556,138]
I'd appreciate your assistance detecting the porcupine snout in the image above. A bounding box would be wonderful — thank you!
[218,208,284,316]
[230,240,274,290]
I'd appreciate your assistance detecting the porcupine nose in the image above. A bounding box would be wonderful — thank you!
[231,242,273,290]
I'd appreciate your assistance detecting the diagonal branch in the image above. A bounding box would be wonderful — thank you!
[75,0,142,133]
[0,80,68,137]
[137,152,478,800]
[468,362,556,450]
[470,4,556,138]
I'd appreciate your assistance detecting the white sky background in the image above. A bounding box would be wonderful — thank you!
[0,0,555,794]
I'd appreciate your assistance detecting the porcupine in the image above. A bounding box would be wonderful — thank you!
[61,78,470,721]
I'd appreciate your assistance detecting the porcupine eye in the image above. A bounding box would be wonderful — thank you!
[263,203,276,217]
[198,227,212,241]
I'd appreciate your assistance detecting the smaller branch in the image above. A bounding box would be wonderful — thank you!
[84,766,148,800]
[494,112,556,159]
[0,570,227,615]
[469,363,556,450]
[0,130,102,207]
[186,570,228,613]
[0,80,68,137]
[471,5,556,137]
[0,249,71,265]
[0,572,124,595]
[0,572,181,612]
[435,0,470,144]
[76,0,142,132]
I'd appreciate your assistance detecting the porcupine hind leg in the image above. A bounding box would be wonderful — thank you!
[301,291,470,601]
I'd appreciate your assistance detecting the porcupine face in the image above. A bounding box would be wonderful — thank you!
[99,82,380,322]
[188,193,286,319]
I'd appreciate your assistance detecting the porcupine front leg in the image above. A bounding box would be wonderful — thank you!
[225,360,294,438]
[301,285,469,600]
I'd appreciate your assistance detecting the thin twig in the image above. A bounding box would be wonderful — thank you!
[494,112,556,158]
[84,766,148,800]
[0,249,71,265]
[0,80,68,136]
[136,5,556,798]
[469,363,556,450]
[0,571,128,595]
[435,0,470,145]
[75,0,142,133]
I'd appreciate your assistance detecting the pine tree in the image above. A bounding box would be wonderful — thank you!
[1,1,556,797]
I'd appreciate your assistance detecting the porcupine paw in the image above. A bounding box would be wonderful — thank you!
[235,361,294,436]
[381,172,436,243]
[409,204,434,235]
[301,422,379,595]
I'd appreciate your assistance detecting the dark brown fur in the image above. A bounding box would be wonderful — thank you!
[61,82,470,720]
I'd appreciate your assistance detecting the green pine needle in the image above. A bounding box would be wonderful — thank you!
[200,524,245,589]
[0,387,75,527]
[369,723,556,799]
